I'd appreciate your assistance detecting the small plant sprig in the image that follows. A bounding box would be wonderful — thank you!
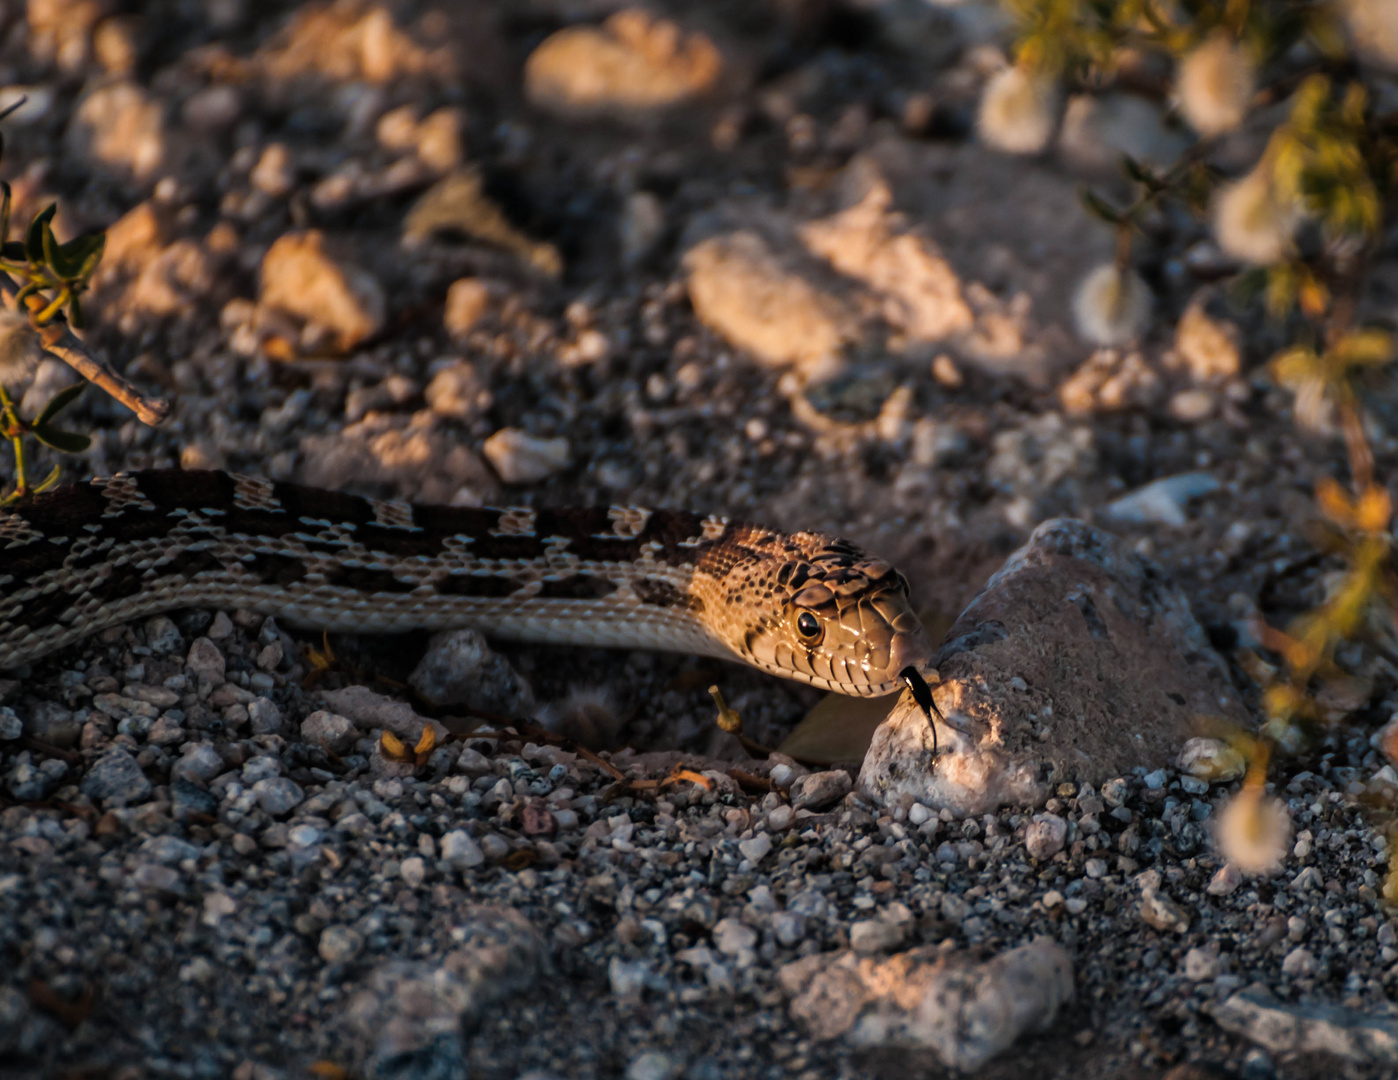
[0,100,170,505]
[991,0,1398,885]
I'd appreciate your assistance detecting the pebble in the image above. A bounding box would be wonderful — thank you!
[1140,888,1191,933]
[482,428,572,485]
[403,170,562,276]
[1024,813,1067,860]
[440,829,485,871]
[69,81,167,181]
[439,281,494,344]
[626,1050,681,1080]
[738,832,772,864]
[251,777,305,817]
[799,181,973,343]
[712,918,758,958]
[425,360,492,421]
[1103,472,1220,528]
[79,748,152,806]
[684,231,851,374]
[524,10,721,119]
[300,711,357,756]
[0,708,20,741]
[259,230,385,353]
[791,770,852,811]
[1282,946,1318,978]
[408,628,535,714]
[1206,863,1243,896]
[849,917,907,954]
[1183,946,1222,981]
[783,939,1074,1071]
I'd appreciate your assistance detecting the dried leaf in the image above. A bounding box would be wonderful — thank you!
[664,767,713,790]
[380,730,412,762]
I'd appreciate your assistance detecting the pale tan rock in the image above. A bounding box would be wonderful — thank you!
[799,181,973,343]
[92,14,139,76]
[258,3,451,85]
[376,105,463,172]
[260,230,385,353]
[781,939,1073,1071]
[29,0,110,71]
[1059,349,1161,414]
[299,412,496,505]
[425,361,491,421]
[524,10,721,119]
[95,202,166,276]
[69,81,168,181]
[684,231,851,372]
[404,170,562,278]
[443,278,491,337]
[860,518,1248,815]
[483,428,571,485]
[251,143,295,197]
[1167,388,1217,423]
[181,84,242,132]
[620,190,666,268]
[1171,299,1241,382]
[126,240,215,317]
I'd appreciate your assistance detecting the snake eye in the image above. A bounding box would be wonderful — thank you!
[793,610,823,644]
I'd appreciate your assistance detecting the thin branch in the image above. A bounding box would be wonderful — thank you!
[0,281,170,426]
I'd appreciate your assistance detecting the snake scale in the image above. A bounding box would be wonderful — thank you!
[0,470,936,703]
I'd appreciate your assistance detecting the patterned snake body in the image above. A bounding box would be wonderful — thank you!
[0,470,933,696]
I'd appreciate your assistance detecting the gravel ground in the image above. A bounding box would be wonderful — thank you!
[3,1,1398,1078]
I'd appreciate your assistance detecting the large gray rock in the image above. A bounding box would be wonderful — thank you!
[341,906,544,1077]
[780,938,1073,1071]
[1212,987,1398,1064]
[861,518,1246,815]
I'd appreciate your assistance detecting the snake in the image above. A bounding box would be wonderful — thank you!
[0,470,937,707]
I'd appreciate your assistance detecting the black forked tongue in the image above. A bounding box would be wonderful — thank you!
[899,666,942,756]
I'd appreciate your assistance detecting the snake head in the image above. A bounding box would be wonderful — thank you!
[712,531,934,697]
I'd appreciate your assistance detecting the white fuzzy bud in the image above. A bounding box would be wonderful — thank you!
[1212,165,1301,265]
[1178,31,1256,137]
[1215,788,1292,876]
[0,307,45,387]
[1072,264,1151,346]
[1342,0,1398,69]
[977,67,1060,155]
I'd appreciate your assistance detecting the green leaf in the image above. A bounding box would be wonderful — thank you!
[31,464,61,494]
[24,203,56,265]
[67,292,83,331]
[1331,329,1394,369]
[30,423,90,454]
[68,231,105,283]
[1120,154,1160,190]
[1,240,25,262]
[47,230,104,283]
[34,382,85,428]
[1078,187,1121,224]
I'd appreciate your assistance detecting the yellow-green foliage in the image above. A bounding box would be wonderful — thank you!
[999,0,1398,885]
